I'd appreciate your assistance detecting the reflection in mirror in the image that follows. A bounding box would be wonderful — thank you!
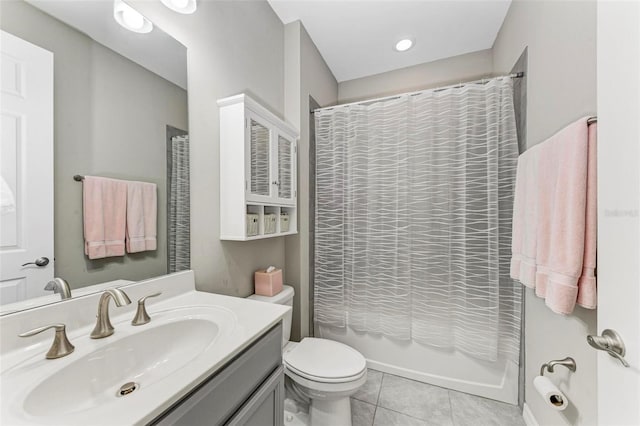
[0,0,189,314]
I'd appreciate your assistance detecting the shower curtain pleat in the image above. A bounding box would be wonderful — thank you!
[314,78,520,363]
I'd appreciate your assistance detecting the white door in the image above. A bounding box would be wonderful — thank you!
[0,31,54,304]
[596,2,640,425]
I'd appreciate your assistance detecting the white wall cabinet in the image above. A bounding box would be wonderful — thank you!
[219,94,298,241]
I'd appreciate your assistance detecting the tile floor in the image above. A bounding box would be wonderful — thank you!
[351,369,525,426]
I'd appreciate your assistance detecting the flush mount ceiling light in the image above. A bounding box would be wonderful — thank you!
[394,38,414,52]
[114,0,153,33]
[160,0,197,14]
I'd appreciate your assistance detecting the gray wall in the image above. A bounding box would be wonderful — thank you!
[0,1,188,288]
[492,1,597,424]
[130,0,287,296]
[284,21,338,340]
[338,49,493,103]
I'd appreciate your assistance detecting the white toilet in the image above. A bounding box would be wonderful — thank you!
[248,286,367,426]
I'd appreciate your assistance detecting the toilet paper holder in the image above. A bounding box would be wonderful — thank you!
[540,357,577,376]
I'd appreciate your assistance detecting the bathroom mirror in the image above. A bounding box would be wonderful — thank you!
[0,0,188,314]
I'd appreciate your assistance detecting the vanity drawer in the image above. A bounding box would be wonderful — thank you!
[151,323,282,426]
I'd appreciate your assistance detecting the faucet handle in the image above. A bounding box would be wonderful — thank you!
[131,292,162,326]
[19,324,75,359]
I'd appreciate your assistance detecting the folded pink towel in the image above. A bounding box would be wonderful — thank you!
[126,181,157,253]
[510,144,541,287]
[511,117,597,314]
[83,176,127,259]
[576,123,597,309]
[142,182,157,251]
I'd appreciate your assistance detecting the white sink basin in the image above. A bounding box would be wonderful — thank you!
[24,316,219,417]
[1,304,239,424]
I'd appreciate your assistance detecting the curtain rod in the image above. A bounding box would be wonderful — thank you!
[311,72,525,114]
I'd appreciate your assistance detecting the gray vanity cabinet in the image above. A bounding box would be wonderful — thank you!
[152,324,284,426]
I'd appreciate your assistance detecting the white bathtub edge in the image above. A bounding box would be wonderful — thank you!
[522,403,539,426]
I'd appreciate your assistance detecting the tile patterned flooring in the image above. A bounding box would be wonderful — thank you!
[351,369,525,426]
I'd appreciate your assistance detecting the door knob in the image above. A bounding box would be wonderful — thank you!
[21,257,50,267]
[587,329,630,367]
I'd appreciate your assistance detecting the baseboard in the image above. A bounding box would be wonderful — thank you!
[522,403,539,426]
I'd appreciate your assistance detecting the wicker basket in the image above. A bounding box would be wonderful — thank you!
[280,212,290,232]
[246,213,259,236]
[264,213,277,234]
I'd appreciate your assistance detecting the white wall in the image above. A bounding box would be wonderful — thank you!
[0,1,188,288]
[338,49,493,103]
[492,1,598,424]
[284,21,338,340]
[131,0,288,297]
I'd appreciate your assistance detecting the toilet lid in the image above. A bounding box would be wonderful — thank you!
[284,338,366,381]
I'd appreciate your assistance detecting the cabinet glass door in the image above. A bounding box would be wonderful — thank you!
[249,118,271,197]
[277,135,295,203]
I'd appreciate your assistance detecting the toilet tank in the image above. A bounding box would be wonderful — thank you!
[247,285,294,346]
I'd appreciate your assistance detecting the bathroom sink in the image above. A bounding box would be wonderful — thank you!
[0,271,291,425]
[1,305,238,424]
[24,316,219,417]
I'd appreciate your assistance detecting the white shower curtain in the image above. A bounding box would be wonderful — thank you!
[168,134,190,273]
[314,77,521,363]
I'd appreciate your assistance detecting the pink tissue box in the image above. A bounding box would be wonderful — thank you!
[254,268,283,296]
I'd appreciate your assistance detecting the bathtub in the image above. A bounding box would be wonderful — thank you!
[317,324,519,404]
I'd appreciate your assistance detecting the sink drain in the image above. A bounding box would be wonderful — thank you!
[117,382,139,397]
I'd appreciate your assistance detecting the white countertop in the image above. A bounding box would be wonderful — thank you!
[0,271,290,425]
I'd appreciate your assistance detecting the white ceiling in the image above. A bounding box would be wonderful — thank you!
[268,0,512,82]
[26,0,187,89]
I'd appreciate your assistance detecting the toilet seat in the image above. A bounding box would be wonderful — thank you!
[283,338,367,384]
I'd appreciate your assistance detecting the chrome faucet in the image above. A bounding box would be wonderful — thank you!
[90,288,132,339]
[44,277,72,300]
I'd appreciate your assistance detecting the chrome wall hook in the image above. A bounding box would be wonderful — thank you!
[540,357,577,376]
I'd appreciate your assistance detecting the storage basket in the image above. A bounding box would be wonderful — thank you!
[264,213,277,234]
[280,212,290,233]
[246,213,259,237]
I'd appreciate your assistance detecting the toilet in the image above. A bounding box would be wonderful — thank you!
[248,286,367,426]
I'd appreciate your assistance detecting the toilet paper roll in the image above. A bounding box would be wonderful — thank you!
[534,376,568,411]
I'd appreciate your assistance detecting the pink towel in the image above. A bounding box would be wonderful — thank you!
[511,117,597,314]
[576,123,597,308]
[510,144,541,287]
[83,176,127,259]
[126,181,157,253]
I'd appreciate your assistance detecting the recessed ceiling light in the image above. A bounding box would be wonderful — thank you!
[161,0,197,15]
[394,38,414,52]
[114,0,153,33]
